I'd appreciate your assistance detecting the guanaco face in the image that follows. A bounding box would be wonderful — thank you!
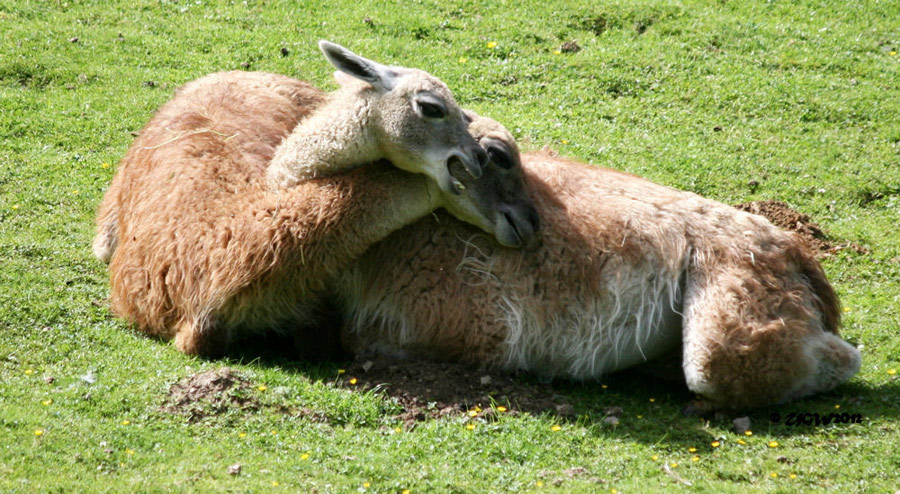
[320,41,486,195]
[442,112,540,248]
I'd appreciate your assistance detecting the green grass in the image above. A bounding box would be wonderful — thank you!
[2,0,899,491]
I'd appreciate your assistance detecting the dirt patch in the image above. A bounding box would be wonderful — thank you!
[735,200,869,257]
[336,356,573,429]
[160,367,259,421]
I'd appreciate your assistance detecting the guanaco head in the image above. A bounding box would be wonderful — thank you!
[440,112,540,248]
[319,40,486,195]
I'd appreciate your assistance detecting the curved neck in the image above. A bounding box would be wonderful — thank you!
[268,86,382,188]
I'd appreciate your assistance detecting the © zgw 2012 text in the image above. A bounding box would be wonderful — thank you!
[770,412,862,426]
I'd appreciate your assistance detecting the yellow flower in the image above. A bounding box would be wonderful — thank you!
[34,429,45,436]
[497,406,507,413]
[601,384,608,389]
[349,378,358,385]
[561,139,569,145]
[466,423,476,430]
[468,410,478,417]
[101,162,110,169]
[744,430,753,436]
[458,57,468,63]
[394,427,403,433]
[553,49,561,55]
[651,455,659,461]
[737,439,746,445]
[238,432,246,438]
[72,190,79,195]
[121,420,131,426]
[474,406,482,412]
[834,404,840,409]
[487,41,498,49]
[42,399,52,406]
[272,481,279,486]
[403,490,411,494]
[770,472,778,478]
[257,385,267,391]
[789,473,797,479]
[688,447,697,453]
[126,449,135,455]
[888,369,897,376]
[637,415,643,419]
[610,489,618,494]
[25,369,34,375]
[711,441,720,448]
[536,481,544,487]
[337,369,346,374]
[843,307,851,312]
[551,425,562,432]
[300,453,310,460]
[271,430,277,435]
[363,482,371,488]
[691,456,700,462]
[670,462,678,468]
[768,441,779,448]
[649,398,655,403]
[890,51,897,56]
[12,204,19,210]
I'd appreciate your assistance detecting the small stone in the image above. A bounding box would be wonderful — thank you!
[81,371,97,384]
[559,40,581,53]
[44,376,55,384]
[362,360,374,372]
[776,456,789,464]
[363,16,374,25]
[479,375,492,386]
[240,61,250,69]
[602,406,623,418]
[70,36,79,43]
[732,416,752,434]
[228,463,241,476]
[602,415,619,426]
[555,403,575,418]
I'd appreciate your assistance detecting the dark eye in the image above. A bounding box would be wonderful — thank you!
[488,146,515,170]
[416,100,446,119]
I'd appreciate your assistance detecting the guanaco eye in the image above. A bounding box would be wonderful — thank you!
[414,99,447,120]
[487,145,516,170]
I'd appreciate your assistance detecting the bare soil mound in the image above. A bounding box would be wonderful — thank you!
[734,200,831,253]
[337,356,574,428]
[160,367,259,421]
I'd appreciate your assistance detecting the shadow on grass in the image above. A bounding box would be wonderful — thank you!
[197,328,899,449]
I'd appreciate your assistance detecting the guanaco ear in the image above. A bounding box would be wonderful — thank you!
[319,40,398,93]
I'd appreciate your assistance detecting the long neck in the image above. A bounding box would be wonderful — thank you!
[267,86,382,189]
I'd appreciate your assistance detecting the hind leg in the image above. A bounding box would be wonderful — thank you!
[174,317,231,358]
[680,267,859,409]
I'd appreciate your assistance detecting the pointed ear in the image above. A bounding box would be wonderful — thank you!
[318,40,397,93]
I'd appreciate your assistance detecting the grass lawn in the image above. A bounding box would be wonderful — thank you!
[2,0,899,491]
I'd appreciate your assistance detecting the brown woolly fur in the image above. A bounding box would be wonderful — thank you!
[338,149,860,409]
[94,70,535,357]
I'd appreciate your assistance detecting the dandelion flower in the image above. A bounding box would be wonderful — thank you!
[561,139,569,145]
[737,439,746,445]
[834,404,840,409]
[349,378,358,385]
[403,490,411,494]
[102,162,110,169]
[497,406,507,413]
[121,420,131,426]
[239,432,247,438]
[363,482,371,488]
[458,57,468,63]
[554,49,561,55]
[649,398,655,403]
[468,410,478,417]
[601,384,608,389]
[691,456,700,462]
[466,423,476,430]
[551,425,562,432]
[126,449,135,455]
[888,369,897,376]
[337,369,346,375]
[637,415,643,419]
[42,399,52,406]
[789,473,797,479]
[72,190,79,195]
[670,462,678,468]
[711,441,720,448]
[770,472,778,478]
[12,204,20,210]
[891,51,897,56]
[394,427,403,433]
[301,453,310,460]
[651,455,659,461]
[25,369,34,375]
[744,430,753,436]
[272,481,280,486]
[536,481,544,487]
[257,385,267,391]
[768,441,779,448]
[688,447,697,453]
[487,41,498,49]
[34,429,45,436]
